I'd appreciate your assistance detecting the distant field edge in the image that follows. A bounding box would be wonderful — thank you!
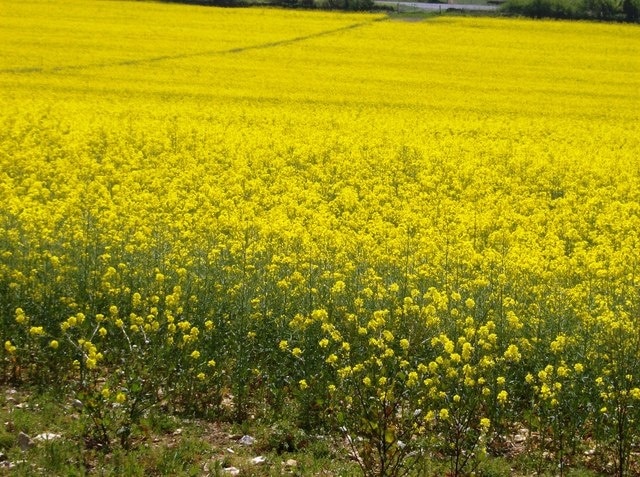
[129,0,640,23]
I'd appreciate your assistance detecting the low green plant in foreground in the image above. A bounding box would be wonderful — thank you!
[0,384,630,476]
[0,387,366,476]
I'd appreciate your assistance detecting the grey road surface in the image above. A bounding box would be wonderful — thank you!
[374,1,500,11]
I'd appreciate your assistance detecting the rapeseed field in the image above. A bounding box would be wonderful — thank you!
[2,0,640,474]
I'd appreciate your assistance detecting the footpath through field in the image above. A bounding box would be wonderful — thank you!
[374,1,499,11]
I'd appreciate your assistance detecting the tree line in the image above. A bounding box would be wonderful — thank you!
[157,0,374,10]
[501,0,640,22]
[155,0,639,21]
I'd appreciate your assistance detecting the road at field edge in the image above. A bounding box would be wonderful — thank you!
[374,1,499,11]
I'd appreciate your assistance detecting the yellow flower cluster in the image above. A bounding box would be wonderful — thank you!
[1,0,640,466]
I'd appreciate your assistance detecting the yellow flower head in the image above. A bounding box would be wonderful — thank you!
[497,390,508,404]
[399,338,410,351]
[326,353,338,364]
[4,341,16,354]
[15,308,28,325]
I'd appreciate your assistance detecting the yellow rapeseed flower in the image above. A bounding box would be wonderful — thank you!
[4,341,16,354]
[497,390,508,404]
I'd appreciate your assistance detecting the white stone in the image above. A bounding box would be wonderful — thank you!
[33,432,62,442]
[238,435,255,446]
